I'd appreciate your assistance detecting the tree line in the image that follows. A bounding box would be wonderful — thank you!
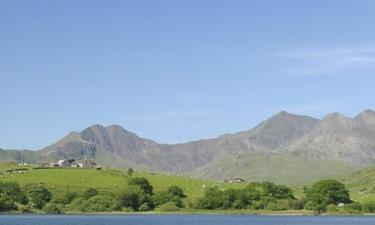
[0,177,186,214]
[1,177,375,214]
[194,179,375,214]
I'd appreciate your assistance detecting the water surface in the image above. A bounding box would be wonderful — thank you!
[0,215,374,225]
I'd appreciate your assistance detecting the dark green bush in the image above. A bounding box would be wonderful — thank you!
[43,203,63,214]
[344,202,362,214]
[158,201,180,212]
[87,195,121,212]
[168,186,186,198]
[52,191,78,204]
[305,179,351,213]
[82,188,98,200]
[0,198,17,211]
[69,197,90,212]
[24,183,52,209]
[0,181,28,204]
[151,191,170,206]
[362,201,375,213]
[117,189,142,211]
[128,177,153,195]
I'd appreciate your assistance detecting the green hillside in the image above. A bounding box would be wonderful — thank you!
[189,152,359,187]
[341,166,375,203]
[0,163,244,201]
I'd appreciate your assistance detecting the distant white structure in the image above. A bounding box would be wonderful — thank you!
[77,159,97,168]
[224,178,246,183]
[57,159,71,167]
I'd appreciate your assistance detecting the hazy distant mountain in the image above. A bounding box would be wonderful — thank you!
[2,110,375,185]
[285,110,375,165]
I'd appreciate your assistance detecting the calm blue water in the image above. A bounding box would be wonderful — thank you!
[0,215,374,225]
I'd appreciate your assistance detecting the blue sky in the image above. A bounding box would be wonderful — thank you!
[1,0,375,149]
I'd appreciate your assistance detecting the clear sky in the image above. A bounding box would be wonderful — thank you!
[1,0,375,150]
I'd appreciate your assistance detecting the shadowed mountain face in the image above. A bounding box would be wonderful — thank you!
[2,110,375,185]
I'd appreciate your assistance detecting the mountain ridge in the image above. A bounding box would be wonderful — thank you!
[1,110,375,185]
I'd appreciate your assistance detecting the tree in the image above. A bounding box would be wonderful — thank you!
[83,188,98,200]
[151,191,170,206]
[260,182,294,199]
[87,195,121,212]
[24,183,52,209]
[0,198,17,211]
[127,168,134,177]
[0,181,28,204]
[128,177,153,195]
[196,187,224,209]
[168,186,186,198]
[305,179,351,213]
[117,189,141,211]
[43,203,63,214]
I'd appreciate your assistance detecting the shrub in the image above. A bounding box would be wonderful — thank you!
[126,168,134,177]
[69,198,90,212]
[305,179,351,213]
[261,182,294,199]
[139,203,152,211]
[266,200,288,211]
[83,188,98,200]
[24,183,52,209]
[128,177,153,195]
[0,181,28,204]
[158,202,180,212]
[287,199,305,210]
[52,191,78,204]
[170,196,184,208]
[151,191,170,206]
[326,204,339,214]
[196,187,224,209]
[87,195,121,212]
[117,188,142,211]
[362,201,375,213]
[0,198,17,211]
[18,204,34,213]
[43,203,63,214]
[344,202,362,214]
[168,186,186,198]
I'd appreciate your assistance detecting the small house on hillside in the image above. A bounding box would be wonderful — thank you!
[57,159,76,167]
[77,159,97,168]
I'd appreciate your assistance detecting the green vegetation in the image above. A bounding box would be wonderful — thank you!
[0,162,375,215]
[194,182,296,210]
[190,152,358,186]
[305,179,351,213]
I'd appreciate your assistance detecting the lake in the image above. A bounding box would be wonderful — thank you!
[0,215,374,225]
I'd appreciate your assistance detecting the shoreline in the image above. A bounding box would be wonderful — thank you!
[1,210,374,216]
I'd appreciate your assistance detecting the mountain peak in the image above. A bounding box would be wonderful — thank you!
[318,112,353,132]
[357,109,375,117]
[323,112,346,119]
[356,109,375,125]
[84,124,106,132]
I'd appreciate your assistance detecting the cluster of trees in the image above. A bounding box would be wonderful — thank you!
[0,177,187,214]
[0,182,52,212]
[2,177,375,214]
[194,180,375,214]
[194,181,301,210]
[304,179,375,214]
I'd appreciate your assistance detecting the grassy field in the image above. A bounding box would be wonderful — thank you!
[1,162,374,205]
[340,166,375,203]
[0,163,245,201]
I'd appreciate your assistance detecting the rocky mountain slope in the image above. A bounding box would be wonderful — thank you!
[2,110,375,185]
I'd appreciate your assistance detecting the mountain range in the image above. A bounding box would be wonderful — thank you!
[2,110,375,186]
